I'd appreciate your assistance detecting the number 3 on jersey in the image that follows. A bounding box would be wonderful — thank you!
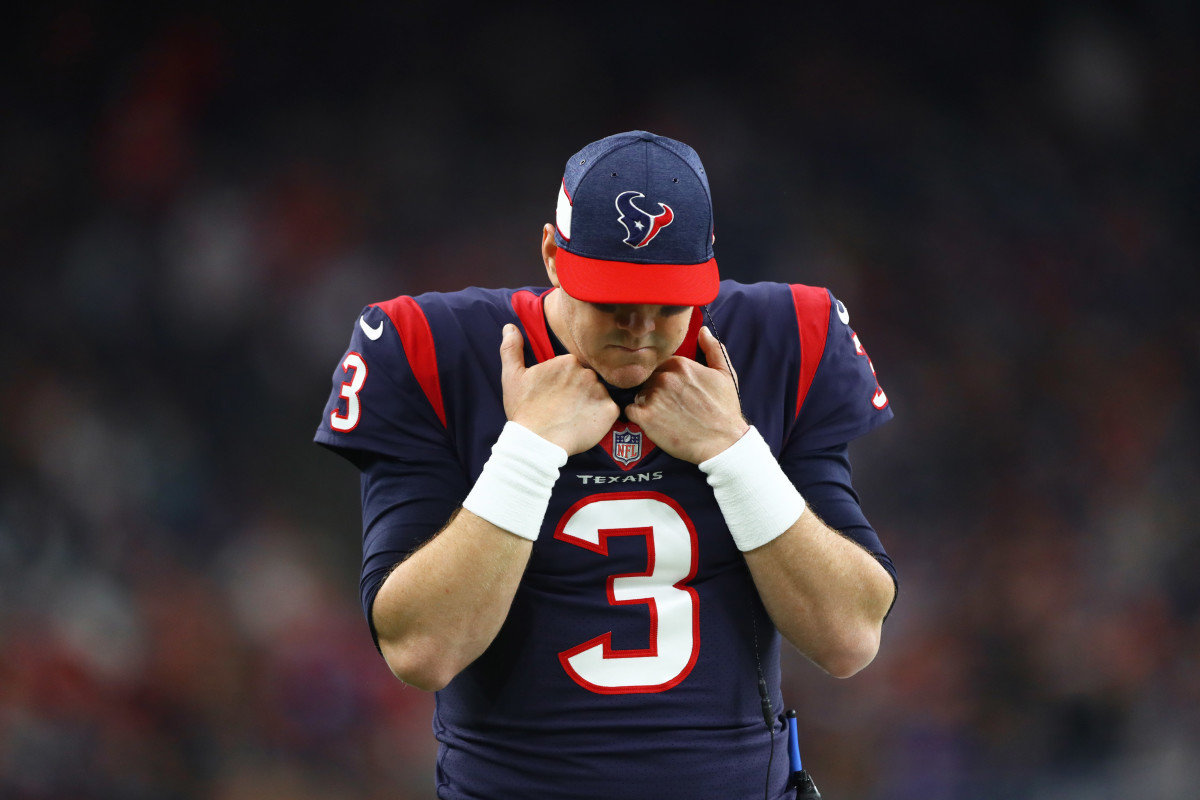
[555,492,701,695]
[330,352,367,432]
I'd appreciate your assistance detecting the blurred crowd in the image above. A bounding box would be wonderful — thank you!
[2,3,1197,798]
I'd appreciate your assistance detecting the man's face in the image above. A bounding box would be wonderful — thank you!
[551,292,693,389]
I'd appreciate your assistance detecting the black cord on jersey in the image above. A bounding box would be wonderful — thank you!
[703,304,776,799]
[702,305,741,404]
[755,613,776,800]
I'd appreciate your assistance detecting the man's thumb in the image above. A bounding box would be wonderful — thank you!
[499,323,525,377]
[700,326,740,390]
[700,326,729,371]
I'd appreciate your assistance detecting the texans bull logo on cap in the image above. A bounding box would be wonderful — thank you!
[615,190,674,249]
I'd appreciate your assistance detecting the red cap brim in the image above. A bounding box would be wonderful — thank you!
[554,248,719,306]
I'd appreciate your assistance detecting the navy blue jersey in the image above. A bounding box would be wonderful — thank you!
[314,280,894,799]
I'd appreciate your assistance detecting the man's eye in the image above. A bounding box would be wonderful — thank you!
[591,303,617,313]
[661,305,689,317]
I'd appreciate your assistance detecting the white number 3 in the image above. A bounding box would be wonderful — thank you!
[555,492,701,694]
[330,352,367,432]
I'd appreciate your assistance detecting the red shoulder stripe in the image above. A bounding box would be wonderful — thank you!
[789,285,831,421]
[510,289,556,363]
[375,296,447,428]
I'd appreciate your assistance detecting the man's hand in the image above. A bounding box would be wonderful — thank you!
[500,324,619,455]
[625,326,750,464]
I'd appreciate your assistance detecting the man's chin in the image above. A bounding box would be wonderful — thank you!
[597,364,653,390]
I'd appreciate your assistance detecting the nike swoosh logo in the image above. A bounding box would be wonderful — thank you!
[835,300,850,326]
[359,316,384,340]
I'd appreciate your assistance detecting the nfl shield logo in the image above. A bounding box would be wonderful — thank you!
[611,427,642,466]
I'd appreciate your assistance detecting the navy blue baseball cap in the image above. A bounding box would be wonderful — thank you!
[553,131,719,306]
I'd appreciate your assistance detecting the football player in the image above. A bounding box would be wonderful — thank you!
[316,131,895,798]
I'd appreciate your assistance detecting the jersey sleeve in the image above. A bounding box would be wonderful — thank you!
[785,287,893,453]
[314,301,470,639]
[314,302,451,466]
[779,286,897,600]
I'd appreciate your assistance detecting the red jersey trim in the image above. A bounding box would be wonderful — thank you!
[510,289,556,363]
[375,296,447,428]
[676,306,704,359]
[789,285,831,421]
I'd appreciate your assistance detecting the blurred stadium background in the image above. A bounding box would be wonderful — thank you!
[2,2,1197,798]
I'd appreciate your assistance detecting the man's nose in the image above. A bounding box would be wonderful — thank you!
[614,305,657,336]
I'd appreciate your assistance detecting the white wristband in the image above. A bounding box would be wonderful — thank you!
[698,426,805,552]
[462,421,568,541]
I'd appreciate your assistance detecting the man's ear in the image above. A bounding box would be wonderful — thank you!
[541,223,561,288]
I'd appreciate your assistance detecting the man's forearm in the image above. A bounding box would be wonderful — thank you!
[742,506,895,678]
[372,508,533,691]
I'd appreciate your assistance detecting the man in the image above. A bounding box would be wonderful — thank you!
[315,130,896,798]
